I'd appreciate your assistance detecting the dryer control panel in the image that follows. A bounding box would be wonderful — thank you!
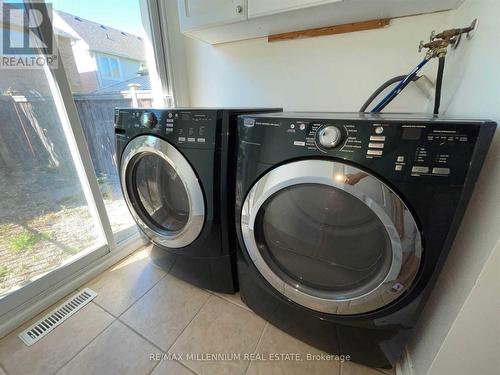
[115,108,219,150]
[238,113,496,185]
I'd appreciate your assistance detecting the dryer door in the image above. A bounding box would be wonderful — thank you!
[121,135,204,248]
[241,159,422,315]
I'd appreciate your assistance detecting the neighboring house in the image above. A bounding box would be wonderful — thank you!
[0,6,147,96]
[52,10,147,93]
[90,74,151,95]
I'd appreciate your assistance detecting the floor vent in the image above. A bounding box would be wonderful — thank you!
[18,288,97,346]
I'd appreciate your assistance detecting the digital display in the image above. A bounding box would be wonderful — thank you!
[402,127,422,140]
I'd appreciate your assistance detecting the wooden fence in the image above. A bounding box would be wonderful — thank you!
[0,94,153,180]
[0,96,67,171]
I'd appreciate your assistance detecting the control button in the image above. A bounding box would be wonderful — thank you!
[370,135,386,142]
[368,143,384,149]
[375,126,384,134]
[432,167,450,175]
[199,126,205,136]
[168,112,173,118]
[367,150,383,156]
[395,165,403,171]
[178,137,186,142]
[187,137,196,142]
[197,138,206,143]
[293,141,306,146]
[318,126,342,149]
[299,124,306,131]
[290,124,295,129]
[412,166,429,173]
[397,156,405,162]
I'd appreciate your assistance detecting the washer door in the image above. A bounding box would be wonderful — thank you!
[121,135,204,248]
[241,159,422,315]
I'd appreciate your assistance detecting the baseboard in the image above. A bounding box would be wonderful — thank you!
[396,346,414,375]
[0,234,147,338]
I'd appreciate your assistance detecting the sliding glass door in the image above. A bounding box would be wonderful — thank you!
[50,0,172,242]
[0,0,170,323]
[0,65,107,300]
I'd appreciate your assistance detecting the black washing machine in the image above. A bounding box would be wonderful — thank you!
[235,112,495,367]
[115,107,280,293]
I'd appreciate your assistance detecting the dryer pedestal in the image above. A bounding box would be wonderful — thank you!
[238,254,409,369]
[150,244,237,293]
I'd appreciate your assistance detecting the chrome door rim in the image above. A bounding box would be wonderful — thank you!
[241,159,422,315]
[121,135,205,248]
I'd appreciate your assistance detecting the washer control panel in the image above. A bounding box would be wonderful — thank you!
[115,108,217,149]
[238,114,492,185]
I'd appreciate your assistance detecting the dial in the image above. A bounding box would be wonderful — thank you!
[141,111,158,128]
[318,125,342,149]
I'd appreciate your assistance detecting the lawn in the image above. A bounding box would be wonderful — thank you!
[0,167,133,297]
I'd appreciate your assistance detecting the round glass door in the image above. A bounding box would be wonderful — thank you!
[241,160,422,315]
[134,154,190,232]
[121,135,204,248]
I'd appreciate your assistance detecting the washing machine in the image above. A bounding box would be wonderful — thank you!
[235,112,495,367]
[115,107,279,293]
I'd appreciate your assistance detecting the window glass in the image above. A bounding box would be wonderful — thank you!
[0,3,104,297]
[52,0,160,237]
[99,56,111,78]
[108,58,120,79]
[132,154,189,233]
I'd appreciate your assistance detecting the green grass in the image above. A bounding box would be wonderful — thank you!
[7,231,53,253]
[0,265,10,279]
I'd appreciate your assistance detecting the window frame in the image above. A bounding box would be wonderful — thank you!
[97,53,124,82]
[139,0,175,106]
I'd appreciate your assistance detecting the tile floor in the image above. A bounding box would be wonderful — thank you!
[0,246,395,375]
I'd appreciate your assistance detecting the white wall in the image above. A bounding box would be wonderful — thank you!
[425,242,500,375]
[181,11,450,112]
[166,0,500,374]
[407,1,500,374]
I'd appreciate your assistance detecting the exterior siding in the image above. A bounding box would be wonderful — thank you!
[57,36,83,93]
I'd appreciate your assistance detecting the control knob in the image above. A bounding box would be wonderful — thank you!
[318,126,342,149]
[141,111,158,128]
